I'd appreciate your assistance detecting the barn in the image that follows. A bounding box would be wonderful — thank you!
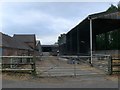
[58,11,120,56]
[0,32,42,68]
[0,32,33,66]
[41,45,58,56]
[0,32,32,56]
[13,34,37,55]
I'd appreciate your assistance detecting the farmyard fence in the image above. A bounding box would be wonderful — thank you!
[109,57,120,75]
[0,56,37,75]
[1,55,118,77]
[92,54,120,75]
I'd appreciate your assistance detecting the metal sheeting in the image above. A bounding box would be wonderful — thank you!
[89,11,120,20]
[99,12,120,19]
[74,11,120,35]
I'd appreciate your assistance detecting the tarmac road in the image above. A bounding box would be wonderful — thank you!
[2,75,118,88]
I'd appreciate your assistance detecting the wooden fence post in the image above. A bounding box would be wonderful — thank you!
[108,56,112,75]
[10,58,13,69]
[31,56,36,76]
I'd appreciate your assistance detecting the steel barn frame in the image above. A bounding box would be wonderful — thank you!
[59,11,120,60]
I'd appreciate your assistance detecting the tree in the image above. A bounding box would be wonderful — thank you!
[117,1,120,10]
[96,2,120,50]
[106,4,118,12]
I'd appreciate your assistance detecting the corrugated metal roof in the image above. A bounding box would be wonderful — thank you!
[68,11,120,35]
[88,11,120,20]
[0,32,32,50]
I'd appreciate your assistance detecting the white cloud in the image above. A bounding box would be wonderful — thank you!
[2,7,79,33]
[2,2,116,44]
[0,3,2,32]
[36,35,58,45]
[2,5,80,44]
[1,0,120,2]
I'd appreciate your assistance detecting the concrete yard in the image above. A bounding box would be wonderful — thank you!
[36,56,105,77]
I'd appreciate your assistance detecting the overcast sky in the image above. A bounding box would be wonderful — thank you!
[0,1,118,45]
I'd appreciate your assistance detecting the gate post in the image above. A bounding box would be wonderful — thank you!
[10,57,13,68]
[108,56,112,75]
[73,58,76,77]
[31,56,36,76]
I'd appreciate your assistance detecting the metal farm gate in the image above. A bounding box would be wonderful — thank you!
[35,54,112,77]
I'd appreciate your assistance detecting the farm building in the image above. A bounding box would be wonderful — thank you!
[0,32,33,65]
[58,11,120,56]
[0,32,32,56]
[41,45,58,56]
[0,32,42,67]
[58,34,67,55]
[0,33,42,56]
[13,34,36,48]
[13,34,37,55]
[35,40,42,56]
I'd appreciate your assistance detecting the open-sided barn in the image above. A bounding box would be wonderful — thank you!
[58,11,120,56]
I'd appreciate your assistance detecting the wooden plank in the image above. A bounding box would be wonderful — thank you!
[1,56,37,75]
[0,56,34,58]
[111,58,120,74]
[2,69,34,71]
[0,56,41,58]
[112,71,120,72]
[112,64,120,66]
[2,63,34,65]
[112,58,120,60]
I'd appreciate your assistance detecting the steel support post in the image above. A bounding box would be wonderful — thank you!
[90,19,93,65]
